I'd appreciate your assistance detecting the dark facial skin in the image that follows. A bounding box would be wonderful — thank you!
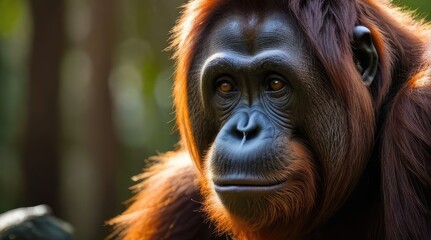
[202,14,304,184]
[196,12,321,223]
[191,9,377,232]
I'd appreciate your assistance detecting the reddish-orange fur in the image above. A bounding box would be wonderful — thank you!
[110,0,430,239]
[108,150,198,239]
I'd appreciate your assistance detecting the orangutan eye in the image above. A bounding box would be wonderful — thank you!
[216,76,236,93]
[265,74,286,91]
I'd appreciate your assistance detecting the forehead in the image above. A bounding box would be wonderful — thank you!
[207,11,302,54]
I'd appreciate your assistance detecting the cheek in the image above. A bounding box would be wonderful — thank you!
[299,85,349,165]
[272,142,318,218]
[265,141,319,222]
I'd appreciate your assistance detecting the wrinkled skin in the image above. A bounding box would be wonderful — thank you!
[188,11,376,237]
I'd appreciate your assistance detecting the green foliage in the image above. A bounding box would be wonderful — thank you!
[0,0,24,38]
[396,0,431,20]
[0,0,27,214]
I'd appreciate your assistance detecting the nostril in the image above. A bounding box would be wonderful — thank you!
[245,127,259,140]
[233,125,260,141]
[232,128,244,140]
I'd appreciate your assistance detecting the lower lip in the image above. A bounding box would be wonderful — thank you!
[214,181,286,194]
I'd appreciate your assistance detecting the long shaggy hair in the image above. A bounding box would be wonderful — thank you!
[110,0,431,239]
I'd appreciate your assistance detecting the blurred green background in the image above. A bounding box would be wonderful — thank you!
[0,0,429,239]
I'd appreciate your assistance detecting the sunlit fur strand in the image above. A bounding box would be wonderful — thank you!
[108,150,203,239]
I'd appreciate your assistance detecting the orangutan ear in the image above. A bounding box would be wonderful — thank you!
[352,25,378,86]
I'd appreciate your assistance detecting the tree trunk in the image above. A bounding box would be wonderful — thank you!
[85,0,120,237]
[22,0,65,216]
